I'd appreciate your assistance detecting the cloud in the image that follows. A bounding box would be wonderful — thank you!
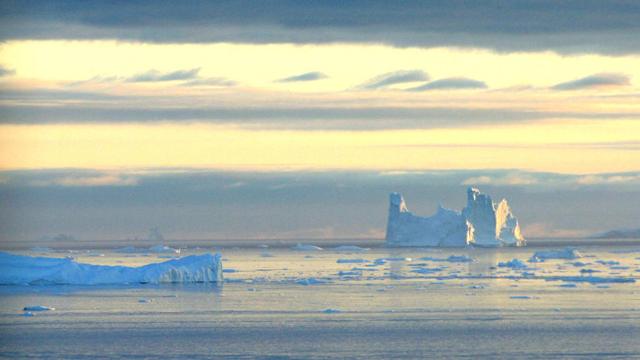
[29,173,139,187]
[358,70,429,90]
[551,73,631,90]
[2,1,640,54]
[0,66,16,77]
[461,173,539,186]
[276,71,328,83]
[125,68,201,82]
[181,77,236,87]
[575,174,640,185]
[408,77,488,91]
[2,100,639,130]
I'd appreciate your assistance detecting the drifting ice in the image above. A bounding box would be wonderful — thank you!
[386,187,525,247]
[0,252,223,285]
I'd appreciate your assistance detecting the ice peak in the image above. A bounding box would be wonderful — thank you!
[386,187,525,247]
[389,192,408,213]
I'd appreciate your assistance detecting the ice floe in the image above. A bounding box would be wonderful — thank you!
[529,248,582,262]
[420,255,474,263]
[498,259,529,269]
[23,305,55,311]
[336,258,368,264]
[332,245,369,252]
[291,244,324,251]
[0,252,223,285]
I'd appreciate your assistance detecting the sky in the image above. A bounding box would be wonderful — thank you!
[0,1,639,242]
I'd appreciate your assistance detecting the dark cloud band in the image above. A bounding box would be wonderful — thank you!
[1,1,639,54]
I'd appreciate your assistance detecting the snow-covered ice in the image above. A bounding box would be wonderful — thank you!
[498,259,529,269]
[0,252,223,285]
[332,245,369,252]
[529,248,582,262]
[291,243,324,251]
[336,258,368,264]
[23,305,55,311]
[386,187,525,247]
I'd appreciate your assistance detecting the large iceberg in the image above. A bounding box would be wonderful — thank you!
[0,252,223,285]
[386,187,525,247]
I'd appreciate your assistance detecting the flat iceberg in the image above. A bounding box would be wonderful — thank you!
[529,248,581,262]
[23,305,55,311]
[291,243,323,251]
[332,245,369,252]
[386,187,525,247]
[0,252,223,285]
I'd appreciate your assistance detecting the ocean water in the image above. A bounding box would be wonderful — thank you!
[1,241,639,359]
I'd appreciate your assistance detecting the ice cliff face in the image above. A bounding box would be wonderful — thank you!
[386,187,525,247]
[0,253,223,285]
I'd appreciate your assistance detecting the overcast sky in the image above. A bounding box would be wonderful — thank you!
[0,1,639,242]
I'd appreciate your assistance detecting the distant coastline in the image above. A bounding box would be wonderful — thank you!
[1,236,638,251]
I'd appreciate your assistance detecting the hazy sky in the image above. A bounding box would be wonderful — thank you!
[0,1,639,242]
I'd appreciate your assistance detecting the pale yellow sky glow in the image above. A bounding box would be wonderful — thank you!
[1,120,639,173]
[1,40,639,173]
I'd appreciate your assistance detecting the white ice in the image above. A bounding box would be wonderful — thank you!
[386,187,525,247]
[0,252,223,285]
[291,244,324,251]
[529,248,582,262]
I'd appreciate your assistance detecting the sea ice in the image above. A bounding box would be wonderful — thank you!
[595,260,620,266]
[295,278,329,285]
[332,245,369,252]
[291,244,324,251]
[0,252,223,285]
[386,187,525,247]
[23,306,55,311]
[498,259,529,269]
[411,267,444,274]
[420,255,474,263]
[148,245,181,254]
[336,258,368,264]
[322,308,341,314]
[529,248,582,262]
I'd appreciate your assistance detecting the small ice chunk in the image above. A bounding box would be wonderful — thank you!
[380,257,412,262]
[332,245,369,252]
[510,295,531,299]
[336,258,368,264]
[498,259,528,269]
[571,261,587,267]
[296,278,328,285]
[580,268,600,274]
[411,267,443,274]
[596,260,620,266]
[558,283,577,288]
[291,243,324,251]
[138,298,153,303]
[322,308,341,314]
[420,255,473,263]
[338,271,361,276]
[23,305,54,311]
[22,312,35,317]
[223,269,238,273]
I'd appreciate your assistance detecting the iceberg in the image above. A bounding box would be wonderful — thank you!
[386,187,525,247]
[0,252,223,285]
